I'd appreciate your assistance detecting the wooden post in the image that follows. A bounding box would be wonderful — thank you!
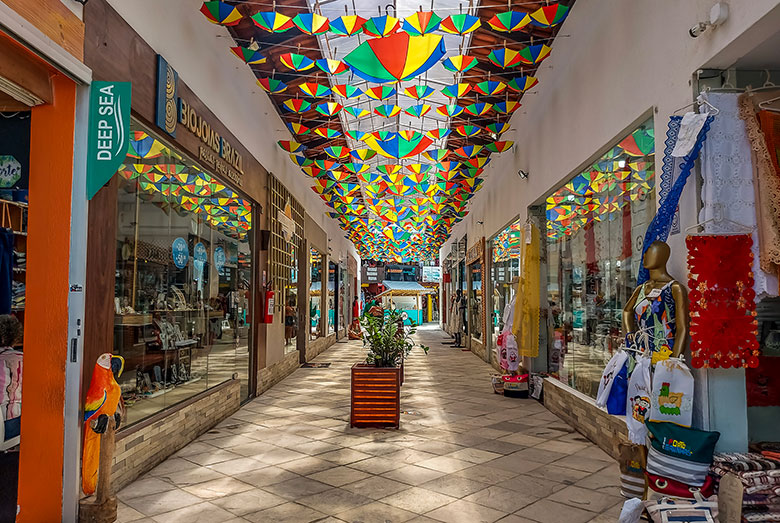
[78,422,117,523]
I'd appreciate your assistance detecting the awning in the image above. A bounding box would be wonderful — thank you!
[376,280,435,297]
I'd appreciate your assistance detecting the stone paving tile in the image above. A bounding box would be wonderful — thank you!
[115,327,621,522]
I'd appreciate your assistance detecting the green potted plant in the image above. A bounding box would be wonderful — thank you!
[350,310,428,428]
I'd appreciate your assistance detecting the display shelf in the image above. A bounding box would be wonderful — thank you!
[114,314,153,326]
[0,199,28,209]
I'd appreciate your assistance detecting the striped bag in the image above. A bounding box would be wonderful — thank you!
[646,422,720,487]
[644,492,719,523]
[619,443,646,498]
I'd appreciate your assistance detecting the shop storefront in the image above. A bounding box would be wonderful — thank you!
[487,218,522,366]
[466,238,487,360]
[309,248,324,340]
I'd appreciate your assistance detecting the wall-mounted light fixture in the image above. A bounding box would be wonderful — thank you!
[517,169,529,180]
[689,2,729,37]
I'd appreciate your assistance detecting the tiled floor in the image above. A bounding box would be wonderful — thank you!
[116,325,623,523]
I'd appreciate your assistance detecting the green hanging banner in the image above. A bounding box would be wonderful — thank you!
[86,81,131,200]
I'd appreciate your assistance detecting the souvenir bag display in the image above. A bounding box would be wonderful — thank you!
[596,350,629,409]
[626,352,652,444]
[686,234,760,369]
[618,442,647,499]
[645,421,720,487]
[606,357,629,415]
[649,358,694,427]
[645,471,717,501]
[643,492,719,523]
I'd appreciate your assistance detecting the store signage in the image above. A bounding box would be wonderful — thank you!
[0,156,21,188]
[278,198,296,242]
[365,267,379,281]
[466,238,485,265]
[422,266,442,283]
[171,237,189,269]
[86,81,131,200]
[154,54,244,186]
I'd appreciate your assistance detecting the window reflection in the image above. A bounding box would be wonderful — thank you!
[309,248,322,340]
[490,220,522,345]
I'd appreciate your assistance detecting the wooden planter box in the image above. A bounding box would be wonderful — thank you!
[350,364,400,428]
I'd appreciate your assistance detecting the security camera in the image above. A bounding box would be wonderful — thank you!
[517,169,529,179]
[689,3,729,38]
[689,22,708,38]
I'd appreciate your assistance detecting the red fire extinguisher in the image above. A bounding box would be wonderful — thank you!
[263,283,275,323]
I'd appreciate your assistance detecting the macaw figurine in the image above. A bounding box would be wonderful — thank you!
[82,353,124,496]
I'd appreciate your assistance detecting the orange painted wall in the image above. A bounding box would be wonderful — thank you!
[16,73,76,523]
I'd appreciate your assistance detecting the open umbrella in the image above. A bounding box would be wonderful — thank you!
[376,164,403,175]
[313,127,342,139]
[315,59,349,75]
[344,32,446,83]
[422,149,449,162]
[517,44,552,65]
[442,83,472,98]
[440,14,481,35]
[426,128,451,140]
[487,11,531,32]
[251,12,294,32]
[455,124,481,137]
[332,84,363,99]
[365,133,433,159]
[277,140,307,153]
[465,157,491,168]
[287,122,310,135]
[441,54,478,73]
[404,104,432,117]
[464,102,492,116]
[365,86,397,100]
[486,122,511,135]
[328,170,352,182]
[362,15,400,37]
[329,15,367,36]
[452,145,484,158]
[436,104,464,117]
[402,11,442,35]
[315,102,343,116]
[488,48,523,69]
[289,154,313,167]
[357,172,382,184]
[282,98,311,113]
[314,159,340,170]
[346,130,369,141]
[493,100,521,114]
[128,134,165,158]
[343,106,370,118]
[406,163,433,174]
[299,82,331,97]
[342,162,370,174]
[257,77,288,93]
[531,3,570,27]
[350,149,377,161]
[473,80,507,96]
[201,1,242,25]
[323,146,351,159]
[230,46,266,64]
[404,85,435,99]
[292,13,330,34]
[507,76,539,92]
[485,140,514,153]
[280,52,315,71]
[374,104,402,117]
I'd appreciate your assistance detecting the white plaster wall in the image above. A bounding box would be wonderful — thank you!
[440,0,780,451]
[105,0,359,367]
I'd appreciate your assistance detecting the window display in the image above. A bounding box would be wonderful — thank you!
[545,118,655,398]
[113,123,253,425]
[490,220,522,343]
[309,248,323,339]
[328,261,336,335]
[470,262,483,341]
[284,242,298,352]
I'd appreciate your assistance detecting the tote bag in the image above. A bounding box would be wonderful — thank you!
[646,421,720,487]
[644,492,719,523]
[626,354,652,444]
[650,358,694,427]
[596,350,629,408]
[607,359,629,415]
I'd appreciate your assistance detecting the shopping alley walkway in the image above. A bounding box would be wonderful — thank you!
[116,326,623,523]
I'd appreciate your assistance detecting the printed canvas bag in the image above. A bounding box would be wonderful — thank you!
[650,358,694,427]
[644,492,719,523]
[626,354,652,444]
[619,443,646,499]
[596,350,629,408]
[607,359,629,415]
[646,421,720,487]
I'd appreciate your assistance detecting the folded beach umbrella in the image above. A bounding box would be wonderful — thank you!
[441,54,478,73]
[442,83,472,98]
[362,15,400,37]
[257,77,288,93]
[230,46,266,64]
[436,104,464,117]
[507,76,539,93]
[404,104,432,117]
[473,80,507,96]
[440,14,481,35]
[517,44,552,65]
[251,12,294,32]
[530,3,569,27]
[487,11,531,32]
[344,32,446,83]
[315,102,343,116]
[343,106,370,118]
[292,13,330,34]
[280,52,315,71]
[487,48,523,69]
[402,11,442,35]
[329,15,367,36]
[201,1,242,25]
[282,98,312,113]
[464,102,492,116]
[374,104,402,117]
[332,84,363,99]
[404,85,436,99]
[299,82,332,97]
[315,59,349,75]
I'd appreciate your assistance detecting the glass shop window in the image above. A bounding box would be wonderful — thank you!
[284,242,299,353]
[545,118,655,398]
[309,248,323,340]
[327,261,336,335]
[490,219,523,342]
[470,262,483,341]
[113,123,253,425]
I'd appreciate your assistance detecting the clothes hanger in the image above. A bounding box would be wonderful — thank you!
[758,94,780,113]
[673,93,720,116]
[685,203,754,234]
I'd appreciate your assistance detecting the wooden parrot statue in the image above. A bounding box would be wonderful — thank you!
[82,353,124,496]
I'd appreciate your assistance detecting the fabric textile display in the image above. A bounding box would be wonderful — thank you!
[0,347,22,443]
[687,233,759,369]
[618,442,646,499]
[700,92,778,300]
[512,222,540,357]
[649,358,694,426]
[638,113,714,284]
[711,453,780,520]
[626,353,652,444]
[738,94,780,278]
[645,421,720,487]
[596,350,629,408]
[643,492,719,523]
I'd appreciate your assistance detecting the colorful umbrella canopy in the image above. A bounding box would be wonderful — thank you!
[315,59,349,75]
[362,15,400,37]
[281,98,311,113]
[200,1,242,25]
[342,162,370,174]
[406,163,433,174]
[473,80,507,96]
[364,132,433,159]
[373,104,401,117]
[299,82,331,97]
[517,44,552,65]
[376,164,403,175]
[442,83,472,98]
[332,84,363,99]
[441,54,478,73]
[287,122,310,135]
[344,32,446,83]
[313,159,340,170]
[404,104,432,117]
[465,156,491,168]
[507,76,539,93]
[404,85,435,99]
[345,130,369,141]
[464,102,492,116]
[455,125,481,137]
[426,128,451,139]
[365,86,397,100]
[343,106,370,118]
[289,154,313,167]
[323,146,350,159]
[230,46,266,64]
[402,11,442,35]
[530,3,570,27]
[292,13,330,34]
[436,104,464,117]
[277,140,307,153]
[493,100,522,114]
[279,52,315,71]
[487,48,523,69]
[350,149,377,161]
[422,149,449,162]
[486,122,511,135]
[313,127,341,139]
[251,11,294,32]
[329,15,367,36]
[440,14,481,35]
[314,102,343,116]
[485,140,514,153]
[487,11,531,32]
[257,77,287,93]
[453,145,484,158]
